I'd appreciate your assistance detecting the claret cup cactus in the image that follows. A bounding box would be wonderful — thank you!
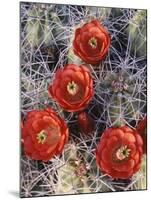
[20,3,147,197]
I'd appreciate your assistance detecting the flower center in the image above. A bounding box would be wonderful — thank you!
[67,81,78,95]
[88,37,97,48]
[111,75,128,92]
[116,145,131,160]
[75,163,87,178]
[37,130,47,144]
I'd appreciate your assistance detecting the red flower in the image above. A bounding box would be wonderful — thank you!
[73,20,110,64]
[48,64,93,112]
[136,117,147,154]
[22,108,69,161]
[96,126,143,179]
[77,111,95,135]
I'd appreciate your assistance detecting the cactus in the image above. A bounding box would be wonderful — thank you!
[54,144,91,194]
[54,142,116,194]
[132,155,147,190]
[97,69,146,127]
[127,10,147,57]
[20,3,147,197]
[25,4,53,48]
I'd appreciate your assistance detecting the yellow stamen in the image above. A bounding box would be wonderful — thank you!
[116,145,131,160]
[37,130,47,144]
[88,37,97,48]
[67,81,78,95]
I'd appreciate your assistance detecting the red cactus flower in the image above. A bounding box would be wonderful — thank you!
[22,108,69,161]
[73,20,110,65]
[136,117,147,154]
[77,111,95,135]
[48,64,93,112]
[96,126,143,179]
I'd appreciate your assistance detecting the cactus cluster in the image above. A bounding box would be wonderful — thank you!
[20,2,147,197]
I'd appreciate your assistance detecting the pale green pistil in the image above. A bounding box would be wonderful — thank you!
[88,37,97,48]
[67,81,78,95]
[37,130,47,144]
[116,145,131,160]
